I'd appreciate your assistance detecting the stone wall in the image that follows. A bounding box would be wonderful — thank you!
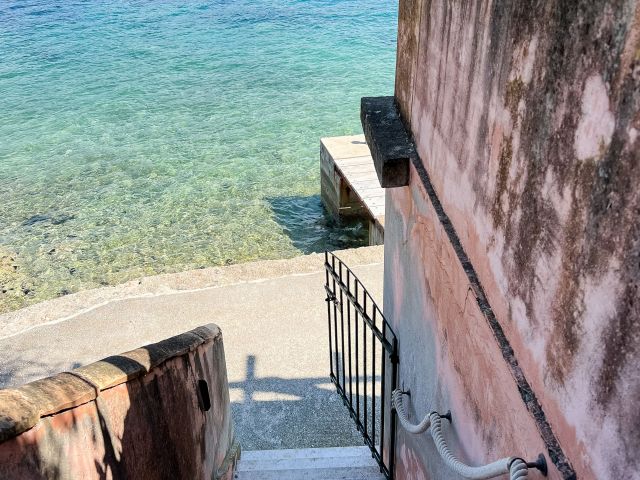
[0,324,238,479]
[386,1,640,479]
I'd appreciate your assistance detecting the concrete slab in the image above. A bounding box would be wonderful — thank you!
[320,135,371,159]
[320,136,386,245]
[0,246,384,450]
[237,446,386,480]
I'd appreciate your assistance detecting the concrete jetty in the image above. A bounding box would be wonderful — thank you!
[320,135,385,245]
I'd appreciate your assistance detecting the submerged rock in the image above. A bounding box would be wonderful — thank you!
[51,214,75,225]
[22,213,75,227]
[0,248,17,274]
[0,247,27,313]
[22,214,49,226]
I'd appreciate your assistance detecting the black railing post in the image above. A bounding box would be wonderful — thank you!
[380,318,386,462]
[355,280,360,420]
[372,308,376,447]
[389,336,399,480]
[347,269,353,408]
[339,262,346,392]
[363,291,368,438]
[332,255,339,386]
[325,252,333,379]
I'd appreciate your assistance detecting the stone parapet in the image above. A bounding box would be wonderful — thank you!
[0,324,237,479]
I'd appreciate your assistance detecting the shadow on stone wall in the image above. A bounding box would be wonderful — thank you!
[0,357,82,389]
[266,195,368,254]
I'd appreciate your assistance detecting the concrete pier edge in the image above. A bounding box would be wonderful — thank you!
[0,246,383,341]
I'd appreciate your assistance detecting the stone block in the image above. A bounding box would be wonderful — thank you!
[360,96,414,188]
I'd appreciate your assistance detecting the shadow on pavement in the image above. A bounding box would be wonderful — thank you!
[230,354,382,450]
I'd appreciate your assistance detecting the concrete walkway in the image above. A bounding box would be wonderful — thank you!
[0,246,384,450]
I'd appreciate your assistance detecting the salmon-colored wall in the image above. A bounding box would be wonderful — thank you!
[388,1,640,479]
[0,325,237,480]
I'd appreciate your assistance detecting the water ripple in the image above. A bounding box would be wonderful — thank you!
[0,0,396,312]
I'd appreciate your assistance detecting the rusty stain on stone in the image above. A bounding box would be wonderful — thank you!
[505,77,525,125]
[491,135,513,228]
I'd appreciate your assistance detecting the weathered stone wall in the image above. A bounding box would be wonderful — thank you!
[387,1,640,479]
[0,324,238,479]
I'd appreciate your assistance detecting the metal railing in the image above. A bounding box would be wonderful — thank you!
[324,251,398,479]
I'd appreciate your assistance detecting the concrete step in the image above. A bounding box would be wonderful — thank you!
[236,446,387,479]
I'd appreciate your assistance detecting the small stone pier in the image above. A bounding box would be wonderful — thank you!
[320,135,384,245]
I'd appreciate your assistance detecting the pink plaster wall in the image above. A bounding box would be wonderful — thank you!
[388,1,640,479]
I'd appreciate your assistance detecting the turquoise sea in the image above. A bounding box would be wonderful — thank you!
[0,1,397,312]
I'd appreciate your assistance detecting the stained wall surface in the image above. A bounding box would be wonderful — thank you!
[386,1,640,479]
[0,324,237,480]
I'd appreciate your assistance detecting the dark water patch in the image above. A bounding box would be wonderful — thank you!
[22,213,75,227]
[22,214,50,226]
[267,195,368,254]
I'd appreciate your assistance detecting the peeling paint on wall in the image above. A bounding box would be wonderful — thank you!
[574,75,616,161]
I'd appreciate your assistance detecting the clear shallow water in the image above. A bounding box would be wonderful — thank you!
[0,0,397,312]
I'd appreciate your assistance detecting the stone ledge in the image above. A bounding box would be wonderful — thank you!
[360,96,414,188]
[1,246,383,340]
[0,323,221,443]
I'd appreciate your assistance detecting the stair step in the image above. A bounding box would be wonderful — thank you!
[236,447,387,480]
[236,466,384,480]
[240,446,375,462]
[240,454,378,471]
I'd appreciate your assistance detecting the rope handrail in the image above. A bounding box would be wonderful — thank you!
[392,390,543,479]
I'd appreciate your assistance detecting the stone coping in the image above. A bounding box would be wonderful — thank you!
[360,96,414,188]
[0,324,221,443]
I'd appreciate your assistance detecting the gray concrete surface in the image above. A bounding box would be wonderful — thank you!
[0,246,384,450]
[237,447,386,479]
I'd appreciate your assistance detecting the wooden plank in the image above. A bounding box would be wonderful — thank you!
[335,163,377,174]
[354,185,385,193]
[335,163,372,173]
[360,198,385,207]
[360,191,385,199]
[352,193,385,202]
[338,172,379,182]
[334,155,374,166]
[348,181,383,191]
[353,189,385,197]
[361,199,385,208]
[336,159,374,167]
